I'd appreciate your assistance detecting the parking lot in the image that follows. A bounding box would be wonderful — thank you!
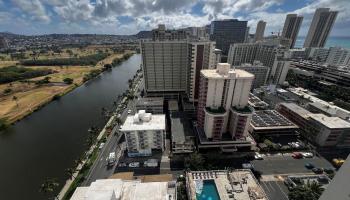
[260,180,289,200]
[114,151,162,176]
[252,154,333,175]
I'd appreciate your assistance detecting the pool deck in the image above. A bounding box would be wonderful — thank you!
[186,170,268,200]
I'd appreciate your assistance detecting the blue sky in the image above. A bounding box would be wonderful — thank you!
[0,0,349,36]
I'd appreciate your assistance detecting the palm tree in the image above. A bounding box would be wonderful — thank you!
[65,167,77,180]
[288,181,324,200]
[115,117,122,125]
[39,177,59,195]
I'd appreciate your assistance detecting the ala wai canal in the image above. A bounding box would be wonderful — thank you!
[0,54,141,200]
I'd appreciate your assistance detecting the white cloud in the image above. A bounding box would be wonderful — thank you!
[3,0,350,35]
[11,0,50,22]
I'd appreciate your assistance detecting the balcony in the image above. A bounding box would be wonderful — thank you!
[205,106,226,115]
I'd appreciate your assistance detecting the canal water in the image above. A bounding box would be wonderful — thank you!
[0,54,141,200]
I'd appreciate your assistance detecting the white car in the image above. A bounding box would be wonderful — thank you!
[301,152,314,158]
[99,142,105,150]
[242,163,254,169]
[254,153,264,160]
[128,162,140,168]
[127,110,132,114]
[107,152,116,166]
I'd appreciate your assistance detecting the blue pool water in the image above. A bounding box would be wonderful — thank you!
[196,180,221,200]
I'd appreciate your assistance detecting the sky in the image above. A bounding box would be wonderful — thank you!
[0,0,349,36]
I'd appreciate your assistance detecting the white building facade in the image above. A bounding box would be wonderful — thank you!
[120,110,166,157]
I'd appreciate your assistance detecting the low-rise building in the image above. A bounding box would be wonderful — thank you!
[249,110,299,136]
[120,110,166,157]
[186,170,268,200]
[70,178,176,200]
[235,61,269,89]
[136,97,164,114]
[288,87,350,120]
[248,93,269,110]
[290,60,350,87]
[277,103,350,147]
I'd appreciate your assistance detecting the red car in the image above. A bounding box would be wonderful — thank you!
[292,152,303,159]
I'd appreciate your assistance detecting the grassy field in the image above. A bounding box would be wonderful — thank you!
[0,49,134,124]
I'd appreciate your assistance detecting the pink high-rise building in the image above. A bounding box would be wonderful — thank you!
[196,63,256,151]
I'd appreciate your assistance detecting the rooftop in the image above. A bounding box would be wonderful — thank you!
[288,87,350,120]
[70,179,176,200]
[251,110,298,129]
[248,93,269,109]
[187,170,268,200]
[136,97,164,107]
[308,114,350,129]
[201,63,254,80]
[120,110,165,131]
[279,103,311,118]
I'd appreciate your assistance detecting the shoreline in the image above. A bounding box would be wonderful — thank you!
[1,51,135,127]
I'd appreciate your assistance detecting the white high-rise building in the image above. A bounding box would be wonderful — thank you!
[304,8,338,48]
[197,63,254,141]
[120,110,166,157]
[270,60,291,85]
[254,20,266,42]
[141,25,216,100]
[141,40,189,94]
[282,14,303,48]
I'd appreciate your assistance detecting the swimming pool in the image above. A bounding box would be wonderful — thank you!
[196,180,221,200]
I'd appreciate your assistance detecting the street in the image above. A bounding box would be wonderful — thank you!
[82,73,142,186]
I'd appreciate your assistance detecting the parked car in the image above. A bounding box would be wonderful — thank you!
[254,153,264,160]
[99,142,105,150]
[127,109,132,114]
[312,168,324,174]
[118,162,127,167]
[144,159,158,167]
[305,162,315,169]
[332,158,345,168]
[324,168,335,174]
[292,152,303,159]
[242,163,254,169]
[107,152,116,166]
[301,152,314,158]
[129,162,140,168]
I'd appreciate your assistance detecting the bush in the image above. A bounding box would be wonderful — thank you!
[83,69,102,82]
[0,66,53,84]
[35,77,51,85]
[0,119,8,131]
[3,88,12,94]
[63,78,73,84]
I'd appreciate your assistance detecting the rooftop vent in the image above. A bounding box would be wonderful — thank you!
[133,110,152,123]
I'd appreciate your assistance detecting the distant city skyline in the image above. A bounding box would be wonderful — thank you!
[0,0,349,36]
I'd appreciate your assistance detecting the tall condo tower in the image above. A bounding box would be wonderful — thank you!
[282,14,303,48]
[254,20,266,42]
[303,8,338,48]
[210,19,248,56]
